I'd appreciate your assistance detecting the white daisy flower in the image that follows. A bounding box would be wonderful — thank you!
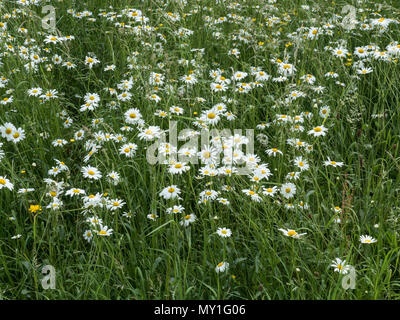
[360,235,377,244]
[278,228,307,239]
[215,261,229,273]
[216,227,232,238]
[159,185,181,200]
[81,166,102,180]
[280,182,296,199]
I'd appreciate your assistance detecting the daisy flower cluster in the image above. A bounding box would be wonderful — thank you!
[0,0,395,299]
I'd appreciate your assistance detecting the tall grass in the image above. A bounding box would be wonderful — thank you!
[0,0,399,299]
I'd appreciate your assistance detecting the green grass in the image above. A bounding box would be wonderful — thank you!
[0,0,399,299]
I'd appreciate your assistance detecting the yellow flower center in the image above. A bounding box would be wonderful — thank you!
[88,170,95,175]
